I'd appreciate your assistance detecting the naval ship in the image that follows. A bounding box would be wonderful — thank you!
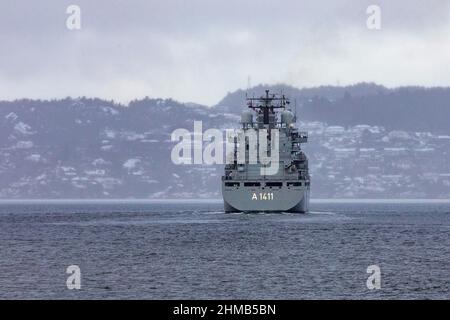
[221,90,310,213]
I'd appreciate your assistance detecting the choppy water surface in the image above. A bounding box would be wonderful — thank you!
[0,200,448,299]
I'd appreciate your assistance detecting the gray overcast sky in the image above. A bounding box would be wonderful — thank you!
[0,0,449,105]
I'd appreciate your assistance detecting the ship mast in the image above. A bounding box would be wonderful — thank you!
[246,89,290,125]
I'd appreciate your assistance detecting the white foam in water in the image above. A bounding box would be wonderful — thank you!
[308,211,337,215]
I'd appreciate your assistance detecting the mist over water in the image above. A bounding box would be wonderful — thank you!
[0,201,448,299]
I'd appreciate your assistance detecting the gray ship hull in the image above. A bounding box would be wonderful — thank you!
[221,90,311,214]
[222,185,310,213]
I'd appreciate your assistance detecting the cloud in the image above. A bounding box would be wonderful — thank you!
[0,0,449,105]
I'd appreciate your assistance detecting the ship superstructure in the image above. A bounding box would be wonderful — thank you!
[221,90,310,212]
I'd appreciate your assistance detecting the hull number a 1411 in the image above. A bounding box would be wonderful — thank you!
[252,193,274,200]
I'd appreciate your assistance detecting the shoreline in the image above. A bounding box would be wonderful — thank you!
[0,198,450,204]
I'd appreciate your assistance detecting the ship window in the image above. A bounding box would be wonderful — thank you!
[287,182,301,187]
[265,182,282,187]
[244,182,261,187]
[225,182,240,187]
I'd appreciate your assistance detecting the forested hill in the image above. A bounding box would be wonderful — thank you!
[216,83,450,134]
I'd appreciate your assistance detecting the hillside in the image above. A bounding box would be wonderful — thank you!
[216,83,450,134]
[1,84,450,199]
